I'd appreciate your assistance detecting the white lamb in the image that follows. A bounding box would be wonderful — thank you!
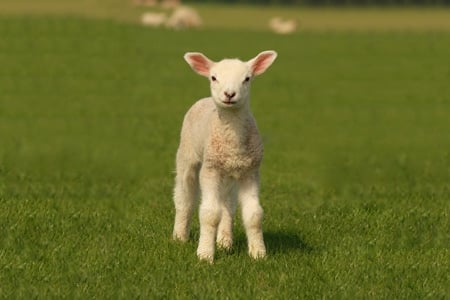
[269,17,297,35]
[173,50,278,263]
[165,6,202,29]
[141,12,167,27]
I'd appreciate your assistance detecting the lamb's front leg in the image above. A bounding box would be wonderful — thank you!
[197,168,222,263]
[239,172,266,259]
[173,159,199,242]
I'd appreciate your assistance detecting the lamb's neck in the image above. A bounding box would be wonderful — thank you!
[215,107,250,134]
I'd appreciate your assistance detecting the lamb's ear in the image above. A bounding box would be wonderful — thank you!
[248,50,277,76]
[184,52,214,77]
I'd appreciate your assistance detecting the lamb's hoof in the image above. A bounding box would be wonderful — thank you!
[197,251,214,264]
[173,232,189,242]
[217,238,233,252]
[249,247,267,260]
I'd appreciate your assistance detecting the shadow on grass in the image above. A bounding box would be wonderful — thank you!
[264,230,315,255]
[231,229,315,256]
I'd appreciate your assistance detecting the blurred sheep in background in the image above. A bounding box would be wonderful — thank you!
[165,6,202,29]
[141,6,202,29]
[141,12,167,27]
[269,17,297,34]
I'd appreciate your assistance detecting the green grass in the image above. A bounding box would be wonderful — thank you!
[1,15,450,298]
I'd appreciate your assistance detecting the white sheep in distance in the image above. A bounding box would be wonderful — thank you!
[141,12,167,27]
[269,17,297,34]
[173,50,278,263]
[166,6,202,29]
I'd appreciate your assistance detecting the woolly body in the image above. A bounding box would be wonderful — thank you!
[180,98,263,178]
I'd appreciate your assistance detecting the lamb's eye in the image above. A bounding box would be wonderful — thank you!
[244,76,250,83]
[211,76,217,82]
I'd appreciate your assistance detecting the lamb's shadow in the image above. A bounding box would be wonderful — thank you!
[265,230,315,255]
[233,229,315,255]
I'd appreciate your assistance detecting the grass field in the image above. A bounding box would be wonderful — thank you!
[1,6,450,299]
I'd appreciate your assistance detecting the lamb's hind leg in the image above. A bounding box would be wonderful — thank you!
[216,184,237,251]
[173,157,199,242]
[239,172,266,259]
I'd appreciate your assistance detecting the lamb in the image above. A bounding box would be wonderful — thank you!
[172,50,278,262]
[165,6,202,29]
[141,12,167,27]
[269,17,297,35]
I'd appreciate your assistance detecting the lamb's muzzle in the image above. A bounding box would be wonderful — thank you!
[224,91,236,99]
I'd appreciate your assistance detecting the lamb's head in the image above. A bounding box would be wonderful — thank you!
[184,51,277,109]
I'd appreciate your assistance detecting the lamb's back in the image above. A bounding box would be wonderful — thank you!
[178,97,215,161]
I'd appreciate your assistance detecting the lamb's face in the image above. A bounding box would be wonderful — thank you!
[184,51,277,110]
[209,59,252,109]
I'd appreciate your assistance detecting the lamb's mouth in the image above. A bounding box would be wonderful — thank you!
[222,100,237,105]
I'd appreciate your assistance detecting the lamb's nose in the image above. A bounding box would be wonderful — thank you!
[224,91,236,99]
